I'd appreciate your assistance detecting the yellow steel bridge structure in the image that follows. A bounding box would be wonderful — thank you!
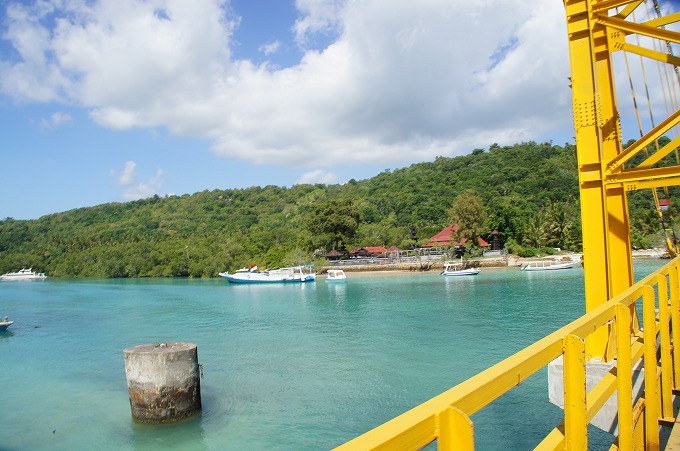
[335,1,680,449]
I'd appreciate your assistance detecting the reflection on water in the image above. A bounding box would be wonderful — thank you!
[326,280,347,303]
[0,329,15,339]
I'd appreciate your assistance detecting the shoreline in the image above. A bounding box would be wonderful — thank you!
[318,248,669,274]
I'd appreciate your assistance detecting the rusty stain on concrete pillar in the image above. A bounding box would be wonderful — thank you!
[123,342,202,424]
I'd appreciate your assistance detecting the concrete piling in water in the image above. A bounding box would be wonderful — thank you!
[123,342,202,424]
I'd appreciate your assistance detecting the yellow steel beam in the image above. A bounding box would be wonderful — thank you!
[642,285,660,448]
[591,0,641,14]
[614,1,643,19]
[596,15,680,45]
[617,42,680,67]
[535,426,566,450]
[566,0,633,361]
[671,267,680,389]
[615,304,633,450]
[567,0,680,361]
[564,335,587,450]
[636,135,680,170]
[604,109,680,174]
[605,165,680,190]
[643,12,680,30]
[437,407,473,451]
[657,274,674,421]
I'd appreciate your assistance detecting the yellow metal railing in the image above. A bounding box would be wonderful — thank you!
[334,257,680,450]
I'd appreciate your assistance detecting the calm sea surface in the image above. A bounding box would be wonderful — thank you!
[0,259,666,450]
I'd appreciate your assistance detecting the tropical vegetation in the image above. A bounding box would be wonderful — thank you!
[0,140,674,277]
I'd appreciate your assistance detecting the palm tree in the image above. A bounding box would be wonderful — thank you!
[543,203,572,249]
[523,213,547,248]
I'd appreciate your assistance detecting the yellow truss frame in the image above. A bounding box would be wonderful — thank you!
[334,3,680,448]
[565,0,680,361]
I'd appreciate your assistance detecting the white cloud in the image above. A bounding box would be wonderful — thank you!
[39,111,72,129]
[296,169,337,185]
[259,41,281,56]
[1,0,630,173]
[293,0,344,47]
[114,161,164,200]
[117,161,138,187]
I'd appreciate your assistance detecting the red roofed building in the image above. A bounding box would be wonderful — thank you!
[422,225,458,247]
[423,225,490,248]
[364,246,388,254]
[476,236,490,247]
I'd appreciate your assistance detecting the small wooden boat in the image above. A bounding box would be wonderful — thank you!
[441,261,480,276]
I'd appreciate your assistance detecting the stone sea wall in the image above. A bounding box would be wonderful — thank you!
[318,249,667,274]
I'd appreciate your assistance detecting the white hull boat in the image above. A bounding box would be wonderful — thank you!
[521,261,576,271]
[441,262,480,276]
[0,268,47,281]
[326,269,347,281]
[219,265,316,284]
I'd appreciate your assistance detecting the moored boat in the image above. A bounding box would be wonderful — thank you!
[0,268,47,281]
[441,261,480,276]
[521,260,576,271]
[219,264,316,284]
[326,269,347,281]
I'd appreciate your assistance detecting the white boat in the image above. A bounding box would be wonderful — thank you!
[326,269,347,281]
[441,261,481,276]
[0,268,47,281]
[521,261,576,271]
[219,265,316,284]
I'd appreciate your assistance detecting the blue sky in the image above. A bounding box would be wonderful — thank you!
[0,1,675,220]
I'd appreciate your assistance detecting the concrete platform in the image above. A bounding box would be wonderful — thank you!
[667,417,680,450]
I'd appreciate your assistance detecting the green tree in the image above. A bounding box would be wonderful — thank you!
[448,189,489,246]
[487,195,533,246]
[306,200,360,250]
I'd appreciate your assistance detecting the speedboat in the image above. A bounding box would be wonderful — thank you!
[441,261,481,276]
[0,316,13,331]
[0,268,47,281]
[521,261,576,271]
[326,269,347,281]
[219,265,316,284]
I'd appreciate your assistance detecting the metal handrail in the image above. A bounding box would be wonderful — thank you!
[334,257,680,449]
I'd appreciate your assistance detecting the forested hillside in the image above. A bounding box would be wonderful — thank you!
[0,141,667,277]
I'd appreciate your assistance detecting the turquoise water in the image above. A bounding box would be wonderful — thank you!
[0,259,666,450]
